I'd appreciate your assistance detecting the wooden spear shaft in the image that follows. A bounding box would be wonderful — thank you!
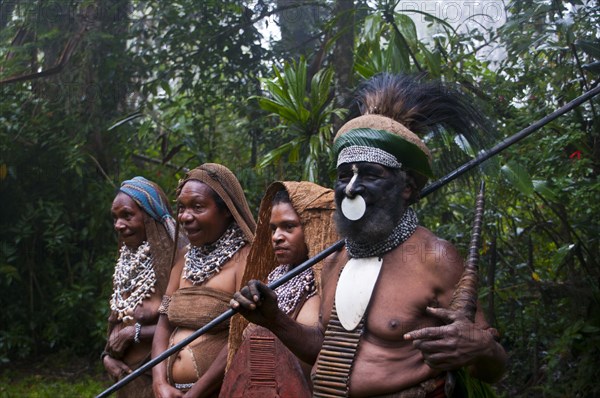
[449,181,486,321]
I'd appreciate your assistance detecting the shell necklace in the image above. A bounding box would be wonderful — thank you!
[183,223,246,285]
[110,241,156,322]
[267,264,316,315]
[345,207,418,258]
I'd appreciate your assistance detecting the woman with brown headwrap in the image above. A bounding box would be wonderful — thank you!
[220,181,338,397]
[152,163,256,398]
[103,176,184,398]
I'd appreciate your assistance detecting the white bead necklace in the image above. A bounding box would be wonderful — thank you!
[110,241,156,322]
[267,264,316,315]
[183,224,246,285]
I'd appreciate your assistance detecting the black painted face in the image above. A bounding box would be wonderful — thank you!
[334,162,408,243]
[335,162,397,202]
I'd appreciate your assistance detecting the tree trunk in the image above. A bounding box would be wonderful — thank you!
[86,0,131,175]
[276,0,321,58]
[0,2,16,30]
[332,0,355,131]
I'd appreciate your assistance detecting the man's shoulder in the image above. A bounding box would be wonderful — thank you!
[413,226,458,249]
[322,248,347,274]
[399,226,464,271]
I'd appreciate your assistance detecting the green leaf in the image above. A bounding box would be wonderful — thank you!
[582,61,600,73]
[160,80,172,96]
[257,142,294,168]
[363,14,382,43]
[454,134,476,157]
[500,161,534,196]
[575,39,600,59]
[107,112,144,131]
[389,29,410,72]
[394,13,418,45]
[479,152,502,177]
[581,324,600,334]
[402,9,457,35]
[420,44,441,77]
[550,243,575,273]
[533,180,559,202]
[0,264,20,281]
[354,60,377,79]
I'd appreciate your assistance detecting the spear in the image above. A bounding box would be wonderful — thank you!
[96,84,600,397]
[449,180,486,320]
[442,181,486,396]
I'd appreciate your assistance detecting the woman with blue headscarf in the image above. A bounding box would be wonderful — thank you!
[102,176,186,398]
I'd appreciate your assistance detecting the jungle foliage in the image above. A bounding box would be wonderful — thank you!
[1,0,599,396]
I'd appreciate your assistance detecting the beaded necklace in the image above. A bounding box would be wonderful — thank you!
[110,241,156,322]
[345,207,419,258]
[183,223,246,285]
[267,264,316,315]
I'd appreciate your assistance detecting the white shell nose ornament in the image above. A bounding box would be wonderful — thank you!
[341,196,366,221]
[341,166,366,221]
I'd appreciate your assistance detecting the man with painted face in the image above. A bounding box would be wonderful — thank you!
[231,74,507,397]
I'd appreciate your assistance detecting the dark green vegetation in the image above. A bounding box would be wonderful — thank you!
[0,352,110,397]
[1,1,599,396]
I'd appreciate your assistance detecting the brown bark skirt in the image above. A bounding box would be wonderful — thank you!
[113,353,154,398]
[219,324,312,398]
[116,373,153,398]
[167,286,231,383]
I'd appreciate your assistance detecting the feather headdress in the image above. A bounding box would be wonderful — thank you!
[335,73,491,190]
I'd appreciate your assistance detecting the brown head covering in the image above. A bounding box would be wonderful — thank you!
[176,163,256,242]
[226,181,338,367]
[335,114,432,162]
[143,213,175,298]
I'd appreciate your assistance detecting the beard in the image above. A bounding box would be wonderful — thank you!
[334,183,407,244]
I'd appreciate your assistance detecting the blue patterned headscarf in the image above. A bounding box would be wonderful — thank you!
[119,176,176,239]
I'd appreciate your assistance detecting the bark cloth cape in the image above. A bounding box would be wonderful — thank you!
[165,163,256,389]
[314,115,496,397]
[221,181,339,398]
[105,176,179,398]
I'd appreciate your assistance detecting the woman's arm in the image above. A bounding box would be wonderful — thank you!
[103,355,132,380]
[231,280,325,365]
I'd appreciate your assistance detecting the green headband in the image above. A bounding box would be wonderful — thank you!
[333,128,434,178]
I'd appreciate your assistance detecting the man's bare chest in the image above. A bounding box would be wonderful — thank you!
[322,253,442,341]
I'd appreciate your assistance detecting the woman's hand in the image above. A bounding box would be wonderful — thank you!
[106,325,135,357]
[153,381,184,398]
[230,280,281,327]
[102,355,131,380]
